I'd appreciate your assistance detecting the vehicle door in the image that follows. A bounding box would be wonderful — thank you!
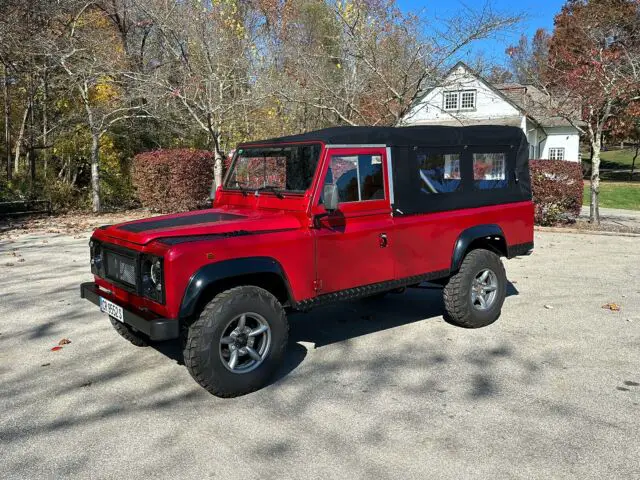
[311,147,395,295]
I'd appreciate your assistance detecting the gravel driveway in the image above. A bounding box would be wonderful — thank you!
[1,229,639,479]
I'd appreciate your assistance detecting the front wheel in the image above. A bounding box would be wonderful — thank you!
[443,249,507,328]
[110,317,148,347]
[183,286,288,397]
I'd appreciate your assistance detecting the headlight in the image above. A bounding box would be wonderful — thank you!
[150,259,162,290]
[89,239,103,274]
[141,255,164,303]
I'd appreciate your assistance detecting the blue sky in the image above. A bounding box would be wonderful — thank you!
[397,0,565,65]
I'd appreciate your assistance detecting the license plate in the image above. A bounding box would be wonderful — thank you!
[100,297,124,322]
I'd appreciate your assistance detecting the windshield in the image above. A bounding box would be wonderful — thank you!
[225,144,321,193]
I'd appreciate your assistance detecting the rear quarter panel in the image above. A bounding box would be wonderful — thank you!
[392,200,534,279]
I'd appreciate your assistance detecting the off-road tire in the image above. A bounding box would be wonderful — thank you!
[110,317,148,347]
[183,286,288,398]
[443,249,507,328]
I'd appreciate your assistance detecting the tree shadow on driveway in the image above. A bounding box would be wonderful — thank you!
[150,281,519,387]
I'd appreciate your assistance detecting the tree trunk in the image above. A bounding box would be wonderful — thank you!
[28,79,35,183]
[3,65,10,181]
[590,136,601,224]
[42,71,49,178]
[631,144,638,181]
[14,104,30,174]
[90,133,101,213]
[210,130,224,188]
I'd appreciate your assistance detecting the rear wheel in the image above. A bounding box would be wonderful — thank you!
[443,249,507,328]
[183,286,288,397]
[109,317,148,347]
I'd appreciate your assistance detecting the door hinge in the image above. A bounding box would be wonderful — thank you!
[313,279,323,292]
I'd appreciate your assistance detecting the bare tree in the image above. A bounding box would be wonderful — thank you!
[130,0,265,187]
[57,1,150,212]
[276,1,521,127]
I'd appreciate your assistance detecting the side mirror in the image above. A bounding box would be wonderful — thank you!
[323,183,339,212]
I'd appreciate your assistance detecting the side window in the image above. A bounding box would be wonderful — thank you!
[324,154,385,203]
[417,151,462,194]
[473,153,508,190]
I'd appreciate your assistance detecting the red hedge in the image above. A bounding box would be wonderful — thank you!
[132,149,214,213]
[530,160,584,225]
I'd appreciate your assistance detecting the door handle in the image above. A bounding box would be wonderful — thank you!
[379,233,388,248]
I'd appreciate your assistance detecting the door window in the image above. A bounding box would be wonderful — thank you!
[324,154,385,203]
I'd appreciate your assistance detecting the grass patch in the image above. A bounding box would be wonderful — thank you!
[581,148,640,169]
[583,182,640,210]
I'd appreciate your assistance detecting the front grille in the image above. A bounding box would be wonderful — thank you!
[104,250,137,287]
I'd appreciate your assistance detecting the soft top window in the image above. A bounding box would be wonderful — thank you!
[226,144,321,193]
[391,142,531,216]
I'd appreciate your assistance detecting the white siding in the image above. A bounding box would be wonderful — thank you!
[399,63,583,163]
[540,127,581,162]
[402,65,520,124]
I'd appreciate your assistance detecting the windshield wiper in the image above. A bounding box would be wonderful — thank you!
[255,185,285,199]
[232,180,249,196]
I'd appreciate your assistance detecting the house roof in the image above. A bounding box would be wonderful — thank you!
[495,83,583,128]
[408,62,582,130]
[407,116,523,128]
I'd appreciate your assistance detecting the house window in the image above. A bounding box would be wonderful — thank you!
[549,148,565,160]
[444,92,459,111]
[460,91,476,109]
[443,90,476,111]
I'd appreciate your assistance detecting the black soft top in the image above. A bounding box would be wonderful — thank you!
[240,125,526,148]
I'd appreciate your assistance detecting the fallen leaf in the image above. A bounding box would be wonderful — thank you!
[544,305,554,309]
[51,346,63,351]
[17,258,25,263]
[58,338,71,345]
[4,263,14,267]
[41,363,50,367]
[602,303,621,312]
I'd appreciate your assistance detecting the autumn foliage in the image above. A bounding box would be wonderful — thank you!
[132,150,214,213]
[530,160,584,225]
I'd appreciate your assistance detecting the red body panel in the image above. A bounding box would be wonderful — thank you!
[392,201,534,278]
[89,142,534,321]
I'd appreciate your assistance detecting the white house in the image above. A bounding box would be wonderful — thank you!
[399,62,582,162]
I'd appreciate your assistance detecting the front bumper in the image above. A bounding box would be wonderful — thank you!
[80,282,179,341]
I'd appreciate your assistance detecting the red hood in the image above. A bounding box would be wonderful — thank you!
[97,208,303,246]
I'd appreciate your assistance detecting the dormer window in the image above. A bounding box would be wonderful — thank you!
[443,90,476,111]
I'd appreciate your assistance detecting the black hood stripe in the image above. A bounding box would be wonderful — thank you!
[157,228,296,245]
[118,212,243,233]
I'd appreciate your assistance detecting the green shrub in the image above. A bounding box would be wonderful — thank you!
[132,149,214,213]
[44,179,90,212]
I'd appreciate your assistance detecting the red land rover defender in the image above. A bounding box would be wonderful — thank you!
[81,126,534,397]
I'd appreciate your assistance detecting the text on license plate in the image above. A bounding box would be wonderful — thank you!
[99,297,124,322]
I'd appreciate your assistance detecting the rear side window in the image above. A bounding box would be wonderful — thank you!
[417,152,462,194]
[473,153,507,189]
[325,154,385,203]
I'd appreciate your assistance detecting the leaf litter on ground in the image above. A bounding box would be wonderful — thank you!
[602,303,621,312]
